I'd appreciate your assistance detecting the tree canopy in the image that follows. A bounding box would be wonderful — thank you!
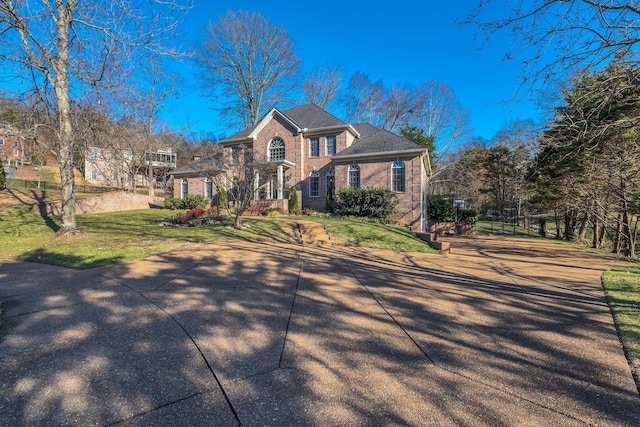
[195,10,301,129]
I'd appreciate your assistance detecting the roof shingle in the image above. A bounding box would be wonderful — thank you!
[283,104,346,129]
[332,123,423,158]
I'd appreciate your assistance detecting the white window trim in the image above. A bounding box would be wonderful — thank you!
[325,135,336,156]
[392,161,406,193]
[309,171,320,197]
[309,137,319,157]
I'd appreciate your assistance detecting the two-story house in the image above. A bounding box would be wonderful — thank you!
[84,146,177,189]
[172,104,431,231]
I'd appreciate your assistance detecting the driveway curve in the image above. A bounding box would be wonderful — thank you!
[0,235,638,426]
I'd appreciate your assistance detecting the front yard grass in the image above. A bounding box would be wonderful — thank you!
[602,265,640,387]
[0,207,433,269]
[293,216,435,253]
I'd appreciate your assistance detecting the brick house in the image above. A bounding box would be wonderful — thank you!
[0,126,33,179]
[172,104,431,231]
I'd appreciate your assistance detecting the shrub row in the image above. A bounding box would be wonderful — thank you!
[334,188,398,222]
[164,194,211,210]
[428,195,479,224]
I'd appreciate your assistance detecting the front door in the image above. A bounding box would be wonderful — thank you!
[269,173,278,199]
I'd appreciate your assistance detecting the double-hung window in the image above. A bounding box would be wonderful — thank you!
[349,164,360,189]
[205,179,213,198]
[326,135,336,156]
[392,161,405,192]
[309,137,319,157]
[181,179,188,197]
[309,171,319,197]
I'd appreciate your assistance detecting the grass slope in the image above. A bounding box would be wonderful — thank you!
[603,265,640,388]
[0,208,433,269]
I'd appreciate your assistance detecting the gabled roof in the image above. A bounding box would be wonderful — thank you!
[331,123,426,160]
[223,122,260,143]
[169,156,226,178]
[219,104,357,144]
[220,107,303,144]
[283,104,346,129]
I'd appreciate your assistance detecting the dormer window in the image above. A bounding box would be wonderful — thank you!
[268,137,285,161]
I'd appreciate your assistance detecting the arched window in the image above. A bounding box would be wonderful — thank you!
[392,161,405,192]
[349,164,360,189]
[268,137,285,161]
[309,171,319,197]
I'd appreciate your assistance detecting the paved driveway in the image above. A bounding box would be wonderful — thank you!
[1,236,639,426]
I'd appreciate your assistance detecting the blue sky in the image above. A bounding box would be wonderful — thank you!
[161,1,543,141]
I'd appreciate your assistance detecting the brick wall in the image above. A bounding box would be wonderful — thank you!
[333,155,425,231]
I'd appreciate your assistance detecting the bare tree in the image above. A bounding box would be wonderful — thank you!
[0,0,190,234]
[340,72,385,124]
[302,65,342,109]
[464,1,640,89]
[195,10,301,129]
[416,80,471,164]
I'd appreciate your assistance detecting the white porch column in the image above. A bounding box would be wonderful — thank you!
[277,164,284,199]
[253,171,260,200]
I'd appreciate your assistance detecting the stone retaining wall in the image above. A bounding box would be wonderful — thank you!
[34,192,165,216]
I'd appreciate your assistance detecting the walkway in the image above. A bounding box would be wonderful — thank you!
[0,236,638,425]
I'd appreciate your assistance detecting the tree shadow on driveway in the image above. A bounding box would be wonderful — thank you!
[0,237,639,426]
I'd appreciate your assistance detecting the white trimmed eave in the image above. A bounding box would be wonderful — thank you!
[329,148,427,162]
[303,124,360,138]
[423,151,433,177]
[219,137,254,146]
[248,107,302,139]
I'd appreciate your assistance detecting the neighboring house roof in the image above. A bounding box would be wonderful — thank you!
[331,123,427,160]
[169,156,226,178]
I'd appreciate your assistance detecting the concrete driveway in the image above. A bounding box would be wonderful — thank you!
[1,236,639,426]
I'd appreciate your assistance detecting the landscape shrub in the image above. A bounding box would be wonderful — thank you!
[263,207,284,217]
[428,195,455,222]
[218,187,228,210]
[164,194,210,210]
[334,188,398,222]
[288,187,301,215]
[457,207,479,224]
[186,207,206,218]
[0,160,5,189]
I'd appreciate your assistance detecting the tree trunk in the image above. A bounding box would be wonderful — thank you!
[591,215,600,249]
[234,212,243,228]
[577,211,588,244]
[613,212,623,255]
[54,4,77,233]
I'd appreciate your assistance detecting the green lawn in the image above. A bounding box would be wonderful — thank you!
[293,215,435,253]
[2,205,637,387]
[602,265,640,386]
[0,208,434,269]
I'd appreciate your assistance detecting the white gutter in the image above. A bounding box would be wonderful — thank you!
[303,124,360,138]
[329,148,427,162]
